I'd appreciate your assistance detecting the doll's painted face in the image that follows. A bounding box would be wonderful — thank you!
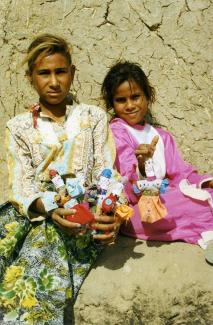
[112,79,148,126]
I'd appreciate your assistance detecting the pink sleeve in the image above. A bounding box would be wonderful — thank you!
[158,128,211,186]
[111,124,138,181]
[110,124,139,204]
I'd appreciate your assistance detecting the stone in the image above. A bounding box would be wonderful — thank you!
[74,236,213,325]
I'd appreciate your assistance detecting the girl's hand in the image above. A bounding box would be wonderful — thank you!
[135,135,159,161]
[202,180,213,188]
[135,135,159,174]
[50,208,81,235]
[92,214,121,245]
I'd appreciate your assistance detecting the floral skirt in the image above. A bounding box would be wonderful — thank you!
[0,202,102,324]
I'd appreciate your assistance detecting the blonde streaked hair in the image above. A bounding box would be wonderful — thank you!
[23,33,72,76]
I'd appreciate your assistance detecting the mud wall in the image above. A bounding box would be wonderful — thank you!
[0,0,212,202]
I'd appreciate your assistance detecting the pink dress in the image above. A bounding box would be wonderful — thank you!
[110,118,213,244]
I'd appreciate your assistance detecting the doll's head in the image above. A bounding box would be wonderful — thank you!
[101,61,156,126]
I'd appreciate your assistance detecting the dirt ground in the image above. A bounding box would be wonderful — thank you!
[74,235,213,325]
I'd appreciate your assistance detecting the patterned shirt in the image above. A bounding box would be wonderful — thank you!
[6,103,116,218]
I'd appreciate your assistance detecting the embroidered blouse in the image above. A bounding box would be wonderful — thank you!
[6,103,116,218]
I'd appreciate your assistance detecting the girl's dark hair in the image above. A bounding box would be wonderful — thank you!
[101,61,156,110]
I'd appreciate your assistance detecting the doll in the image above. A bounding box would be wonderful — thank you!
[49,169,95,228]
[133,158,168,223]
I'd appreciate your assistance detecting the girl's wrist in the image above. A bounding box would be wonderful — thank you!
[138,162,146,177]
[41,191,59,213]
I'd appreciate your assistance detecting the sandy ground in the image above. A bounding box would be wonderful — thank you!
[74,235,213,325]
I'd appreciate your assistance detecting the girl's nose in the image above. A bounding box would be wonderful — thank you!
[126,99,135,111]
[50,73,59,87]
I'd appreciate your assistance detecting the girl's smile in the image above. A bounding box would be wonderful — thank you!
[112,80,148,126]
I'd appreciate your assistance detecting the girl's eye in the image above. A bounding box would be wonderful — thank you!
[37,69,67,75]
[38,71,49,75]
[56,69,67,74]
[132,94,140,100]
[114,97,126,103]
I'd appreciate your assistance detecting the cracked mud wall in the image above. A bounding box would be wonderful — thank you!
[0,0,212,202]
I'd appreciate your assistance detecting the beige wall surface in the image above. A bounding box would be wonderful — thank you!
[0,0,212,202]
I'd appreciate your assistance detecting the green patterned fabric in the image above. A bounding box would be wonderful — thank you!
[0,202,102,324]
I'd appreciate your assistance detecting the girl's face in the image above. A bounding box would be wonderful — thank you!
[112,79,148,126]
[29,52,74,108]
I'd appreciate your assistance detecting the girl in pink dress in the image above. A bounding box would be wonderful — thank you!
[101,61,213,255]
